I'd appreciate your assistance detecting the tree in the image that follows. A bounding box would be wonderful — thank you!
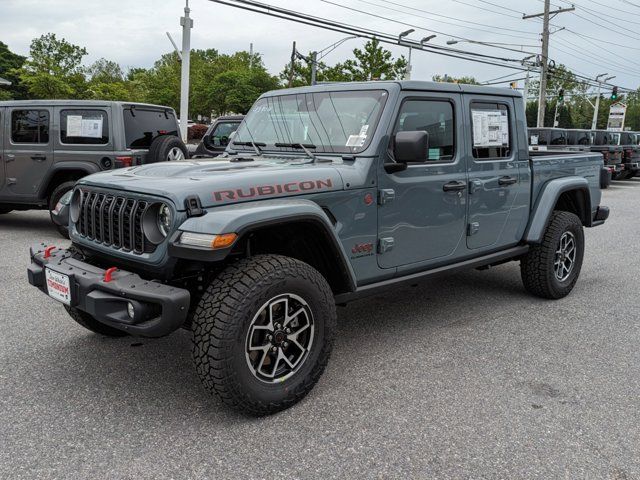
[207,69,279,115]
[0,41,26,99]
[15,33,88,98]
[278,39,407,86]
[338,38,407,81]
[432,74,479,85]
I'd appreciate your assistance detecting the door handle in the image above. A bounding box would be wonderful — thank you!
[31,155,47,162]
[498,176,518,186]
[5,154,15,163]
[443,181,467,192]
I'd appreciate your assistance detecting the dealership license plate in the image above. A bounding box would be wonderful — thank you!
[45,268,71,305]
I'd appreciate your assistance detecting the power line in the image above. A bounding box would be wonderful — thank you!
[356,0,541,37]
[210,0,535,71]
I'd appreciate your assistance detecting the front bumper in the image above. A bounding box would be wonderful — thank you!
[28,245,190,337]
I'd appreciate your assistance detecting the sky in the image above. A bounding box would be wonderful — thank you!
[1,0,639,92]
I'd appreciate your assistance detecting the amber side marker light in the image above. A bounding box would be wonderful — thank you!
[179,232,237,249]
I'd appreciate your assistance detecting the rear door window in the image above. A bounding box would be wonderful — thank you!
[123,108,178,148]
[11,110,49,143]
[470,102,511,159]
[60,109,109,144]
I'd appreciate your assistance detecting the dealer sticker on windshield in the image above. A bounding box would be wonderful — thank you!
[45,268,71,305]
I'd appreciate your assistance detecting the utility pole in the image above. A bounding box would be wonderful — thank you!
[523,1,574,127]
[249,42,253,69]
[288,41,296,88]
[310,51,318,85]
[179,0,193,142]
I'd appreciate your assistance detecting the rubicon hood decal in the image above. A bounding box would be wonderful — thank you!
[213,179,333,202]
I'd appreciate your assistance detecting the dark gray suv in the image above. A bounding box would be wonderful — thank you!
[0,100,186,235]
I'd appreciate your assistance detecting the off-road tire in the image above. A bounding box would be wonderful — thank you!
[49,181,76,239]
[64,305,129,337]
[147,135,188,163]
[191,254,337,416]
[521,211,584,299]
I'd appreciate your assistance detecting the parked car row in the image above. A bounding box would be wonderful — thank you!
[528,127,640,188]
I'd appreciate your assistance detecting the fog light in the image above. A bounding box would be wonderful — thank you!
[127,302,135,319]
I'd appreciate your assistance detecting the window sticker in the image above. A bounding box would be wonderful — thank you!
[472,109,509,147]
[346,134,366,147]
[66,115,83,137]
[530,135,539,145]
[66,115,103,138]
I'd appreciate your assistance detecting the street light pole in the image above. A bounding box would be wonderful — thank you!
[591,74,615,130]
[398,29,415,80]
[179,0,193,142]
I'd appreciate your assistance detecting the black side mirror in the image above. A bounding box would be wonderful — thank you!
[394,130,429,163]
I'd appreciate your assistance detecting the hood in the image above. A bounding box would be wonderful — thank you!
[78,157,345,210]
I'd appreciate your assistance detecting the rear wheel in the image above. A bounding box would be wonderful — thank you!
[48,181,76,239]
[64,305,129,337]
[147,135,188,163]
[191,254,336,416]
[521,211,584,299]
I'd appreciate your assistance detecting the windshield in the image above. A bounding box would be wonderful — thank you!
[232,90,388,154]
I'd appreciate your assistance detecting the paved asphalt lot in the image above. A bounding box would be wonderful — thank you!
[1,181,639,480]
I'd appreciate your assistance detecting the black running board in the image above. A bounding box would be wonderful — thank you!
[334,245,529,304]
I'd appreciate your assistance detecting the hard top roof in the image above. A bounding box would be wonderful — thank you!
[261,80,522,98]
[0,99,175,110]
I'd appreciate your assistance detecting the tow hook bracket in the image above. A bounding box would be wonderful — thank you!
[103,267,118,283]
[43,246,56,259]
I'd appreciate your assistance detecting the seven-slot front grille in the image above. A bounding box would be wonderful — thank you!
[75,189,156,254]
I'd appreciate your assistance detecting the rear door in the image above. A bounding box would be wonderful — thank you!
[464,96,529,251]
[54,106,112,168]
[377,92,468,270]
[4,107,53,198]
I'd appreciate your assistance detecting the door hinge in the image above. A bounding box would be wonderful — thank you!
[469,179,482,194]
[468,222,480,236]
[378,189,395,205]
[378,237,395,254]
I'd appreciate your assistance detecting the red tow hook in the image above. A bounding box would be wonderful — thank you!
[103,267,118,283]
[43,246,56,259]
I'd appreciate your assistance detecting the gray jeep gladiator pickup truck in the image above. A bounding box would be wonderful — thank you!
[27,81,609,415]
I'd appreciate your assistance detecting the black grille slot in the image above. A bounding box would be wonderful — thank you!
[75,189,156,255]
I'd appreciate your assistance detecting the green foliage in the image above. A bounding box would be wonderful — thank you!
[278,39,407,86]
[0,41,26,99]
[16,33,88,98]
[432,74,479,85]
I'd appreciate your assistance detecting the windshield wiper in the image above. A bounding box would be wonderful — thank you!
[274,142,317,161]
[232,141,266,156]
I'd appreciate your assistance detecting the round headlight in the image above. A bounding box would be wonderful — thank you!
[69,189,82,224]
[157,203,172,237]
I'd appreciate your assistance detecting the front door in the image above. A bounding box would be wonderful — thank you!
[377,93,468,270]
[4,107,53,199]
[464,96,529,251]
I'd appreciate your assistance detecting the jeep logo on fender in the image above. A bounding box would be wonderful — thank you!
[212,179,333,202]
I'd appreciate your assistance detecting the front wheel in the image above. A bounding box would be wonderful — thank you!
[191,254,337,416]
[520,211,584,299]
[49,181,75,239]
